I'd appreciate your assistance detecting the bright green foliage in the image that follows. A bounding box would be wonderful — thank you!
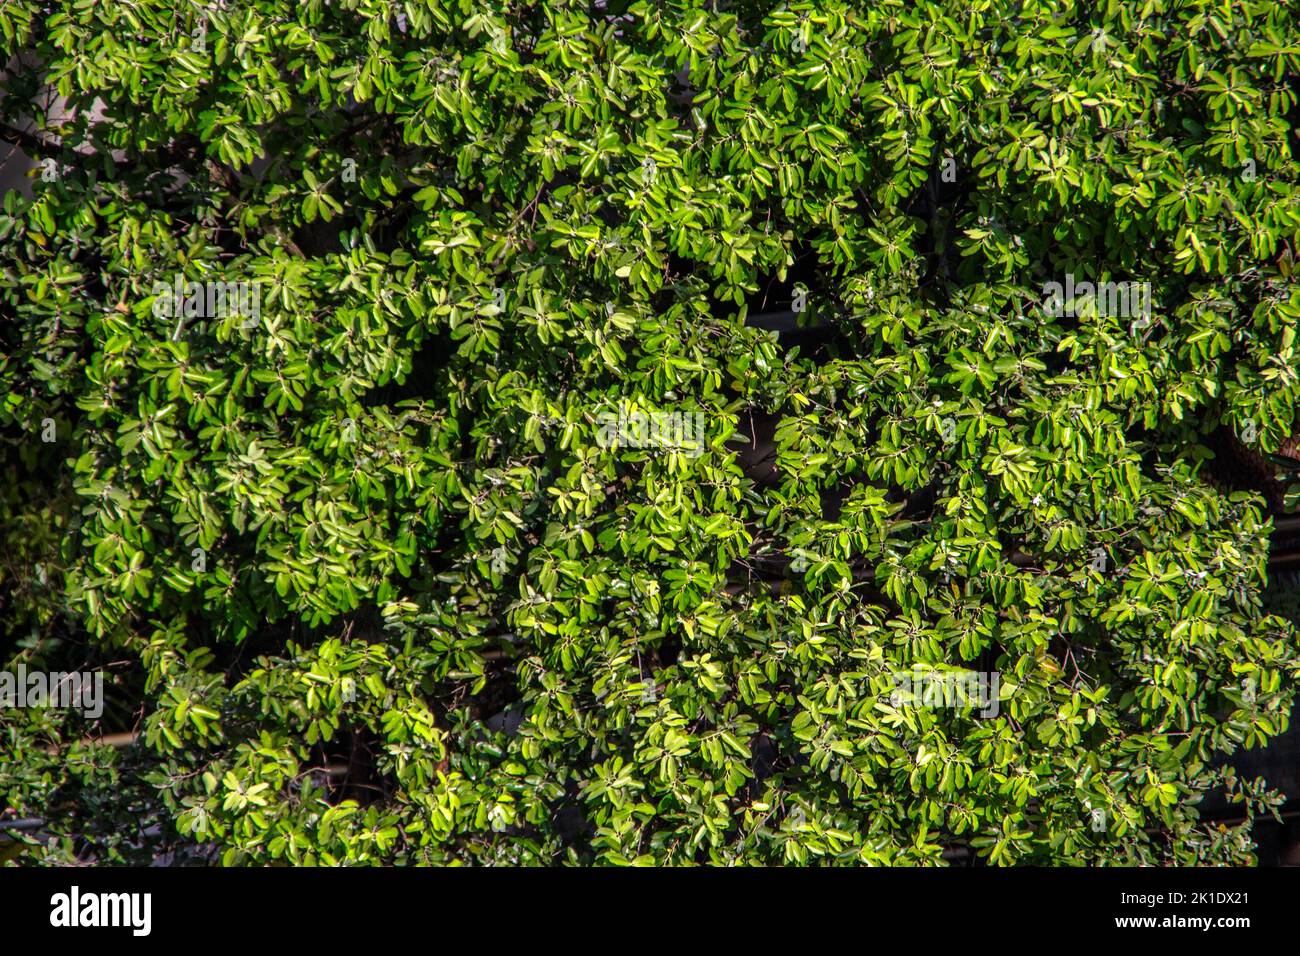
[3,0,1300,865]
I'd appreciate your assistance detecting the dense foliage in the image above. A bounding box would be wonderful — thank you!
[3,0,1300,865]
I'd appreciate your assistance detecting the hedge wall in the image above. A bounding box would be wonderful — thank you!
[2,0,1300,865]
